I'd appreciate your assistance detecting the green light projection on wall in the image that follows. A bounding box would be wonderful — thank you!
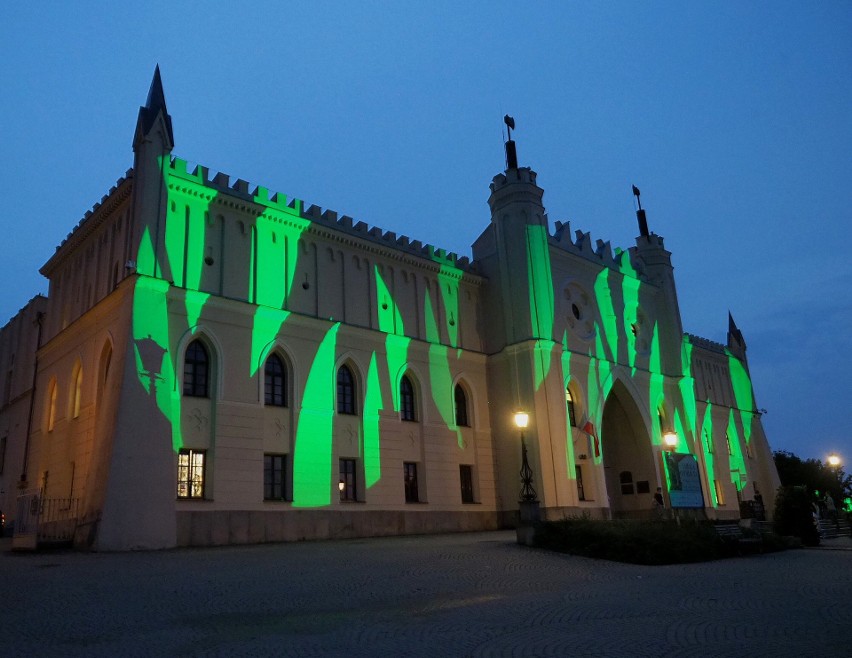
[727,349,756,447]
[700,402,718,505]
[525,225,556,388]
[726,408,747,490]
[619,254,641,372]
[292,323,339,507]
[363,352,383,487]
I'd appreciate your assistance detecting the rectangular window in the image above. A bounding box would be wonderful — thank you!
[177,449,205,499]
[714,479,725,505]
[460,465,474,503]
[636,480,650,494]
[339,458,357,502]
[575,465,585,501]
[404,462,419,503]
[620,471,634,495]
[264,454,286,501]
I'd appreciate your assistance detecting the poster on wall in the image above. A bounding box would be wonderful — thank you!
[664,453,705,508]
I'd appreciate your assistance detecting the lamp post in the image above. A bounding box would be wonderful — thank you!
[515,411,538,503]
[514,410,539,545]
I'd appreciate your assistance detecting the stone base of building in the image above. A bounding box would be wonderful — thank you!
[176,509,503,547]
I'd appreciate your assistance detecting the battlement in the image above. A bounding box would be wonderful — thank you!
[169,156,476,274]
[550,220,646,279]
[685,333,727,355]
[490,167,538,191]
[50,169,134,257]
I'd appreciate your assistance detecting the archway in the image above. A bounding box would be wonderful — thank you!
[600,381,657,518]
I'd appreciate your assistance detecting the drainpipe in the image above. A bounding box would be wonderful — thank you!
[19,310,44,489]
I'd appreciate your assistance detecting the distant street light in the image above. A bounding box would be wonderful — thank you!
[663,431,679,451]
[828,454,841,469]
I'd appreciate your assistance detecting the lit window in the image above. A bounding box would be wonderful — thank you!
[566,387,577,427]
[264,354,286,407]
[47,380,57,432]
[337,365,356,415]
[183,340,209,398]
[264,454,286,500]
[460,465,474,503]
[339,458,357,501]
[404,462,419,503]
[454,384,469,427]
[177,449,205,499]
[72,365,83,418]
[400,375,416,422]
[714,479,726,505]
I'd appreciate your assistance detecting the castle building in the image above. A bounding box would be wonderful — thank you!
[0,69,780,550]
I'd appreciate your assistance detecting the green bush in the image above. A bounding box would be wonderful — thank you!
[773,485,820,546]
[532,517,782,564]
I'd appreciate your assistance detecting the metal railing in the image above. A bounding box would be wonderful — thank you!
[14,492,79,545]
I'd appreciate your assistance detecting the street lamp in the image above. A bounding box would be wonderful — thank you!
[828,454,841,469]
[663,431,678,451]
[514,411,538,503]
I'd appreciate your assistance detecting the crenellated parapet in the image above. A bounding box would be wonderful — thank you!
[168,156,476,274]
[550,220,647,279]
[42,170,134,274]
[684,332,727,355]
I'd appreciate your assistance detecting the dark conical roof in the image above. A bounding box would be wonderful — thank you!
[146,65,168,114]
[135,65,174,149]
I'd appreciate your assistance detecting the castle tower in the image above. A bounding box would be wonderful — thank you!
[473,121,567,516]
[94,68,179,550]
[631,203,685,377]
[130,65,175,280]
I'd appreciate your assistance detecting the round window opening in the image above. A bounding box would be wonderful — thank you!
[571,303,581,320]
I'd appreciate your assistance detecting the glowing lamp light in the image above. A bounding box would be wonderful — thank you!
[663,431,679,450]
[338,480,345,493]
[828,454,841,468]
[514,411,529,429]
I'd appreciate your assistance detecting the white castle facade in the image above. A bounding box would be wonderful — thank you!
[0,70,780,550]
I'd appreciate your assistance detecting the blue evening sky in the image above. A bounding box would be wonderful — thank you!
[2,2,850,465]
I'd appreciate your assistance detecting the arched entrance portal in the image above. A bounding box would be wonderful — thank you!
[600,381,657,518]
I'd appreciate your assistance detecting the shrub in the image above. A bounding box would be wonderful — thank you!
[533,517,727,565]
[773,485,820,546]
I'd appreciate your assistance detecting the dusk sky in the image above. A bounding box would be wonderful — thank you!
[2,3,850,466]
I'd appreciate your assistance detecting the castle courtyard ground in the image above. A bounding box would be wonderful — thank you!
[2,530,849,657]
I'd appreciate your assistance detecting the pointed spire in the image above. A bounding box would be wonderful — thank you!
[727,311,746,352]
[134,65,174,150]
[146,65,168,115]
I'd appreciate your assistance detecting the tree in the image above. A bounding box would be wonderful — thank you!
[773,450,851,511]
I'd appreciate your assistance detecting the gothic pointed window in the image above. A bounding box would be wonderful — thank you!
[264,354,286,407]
[183,340,209,398]
[400,375,416,422]
[337,365,356,415]
[454,383,469,427]
[566,387,577,427]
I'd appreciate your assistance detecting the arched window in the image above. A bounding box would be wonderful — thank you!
[565,387,577,427]
[47,379,58,432]
[264,354,286,407]
[400,375,416,422]
[71,364,83,418]
[183,340,209,398]
[337,364,356,415]
[454,383,469,427]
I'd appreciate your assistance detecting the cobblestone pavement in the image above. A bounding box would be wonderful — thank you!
[2,531,850,657]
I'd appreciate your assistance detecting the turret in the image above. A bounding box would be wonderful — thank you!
[727,311,747,361]
[484,118,553,347]
[631,189,684,375]
[130,66,175,280]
